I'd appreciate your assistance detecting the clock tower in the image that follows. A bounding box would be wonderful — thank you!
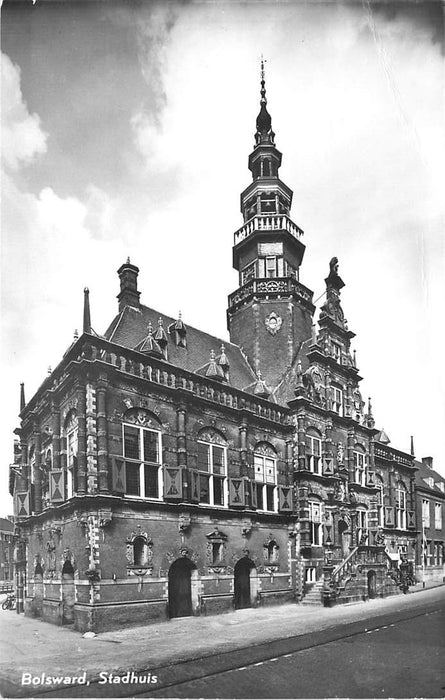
[227,61,315,390]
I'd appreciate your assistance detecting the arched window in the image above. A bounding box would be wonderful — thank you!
[197,428,227,507]
[396,481,407,530]
[305,428,322,475]
[265,540,279,564]
[254,442,277,513]
[133,536,147,567]
[64,411,78,499]
[353,444,366,486]
[122,409,162,500]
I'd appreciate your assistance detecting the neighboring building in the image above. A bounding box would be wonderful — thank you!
[0,518,14,586]
[414,457,445,583]
[9,66,425,632]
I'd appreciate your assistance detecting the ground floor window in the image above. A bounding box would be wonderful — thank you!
[305,567,316,583]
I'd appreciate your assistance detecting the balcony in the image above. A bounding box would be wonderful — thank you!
[228,276,314,310]
[234,215,304,246]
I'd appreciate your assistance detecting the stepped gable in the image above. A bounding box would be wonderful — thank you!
[104,304,257,392]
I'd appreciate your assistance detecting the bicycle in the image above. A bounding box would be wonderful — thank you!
[1,593,16,610]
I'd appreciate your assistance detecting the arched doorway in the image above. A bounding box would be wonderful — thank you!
[61,560,75,625]
[338,519,350,559]
[168,558,196,618]
[234,557,255,609]
[367,570,377,599]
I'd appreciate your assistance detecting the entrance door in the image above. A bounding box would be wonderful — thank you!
[168,558,195,618]
[234,558,254,609]
[367,570,376,599]
[338,520,350,558]
[61,560,75,624]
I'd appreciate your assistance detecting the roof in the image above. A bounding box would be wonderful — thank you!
[0,517,14,533]
[104,304,259,395]
[414,460,445,497]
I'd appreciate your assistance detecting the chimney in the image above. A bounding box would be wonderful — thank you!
[422,456,433,469]
[117,258,141,312]
[20,383,25,412]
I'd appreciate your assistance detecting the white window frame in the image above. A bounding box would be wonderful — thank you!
[376,476,384,527]
[254,453,277,513]
[308,501,322,545]
[396,484,407,530]
[356,509,368,543]
[353,450,366,486]
[66,417,78,499]
[197,440,228,508]
[123,423,163,500]
[435,503,442,530]
[306,434,322,475]
[332,386,343,416]
[422,499,430,528]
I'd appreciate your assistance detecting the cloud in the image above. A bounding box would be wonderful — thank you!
[1,52,47,171]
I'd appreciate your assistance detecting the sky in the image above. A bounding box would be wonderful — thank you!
[1,0,444,517]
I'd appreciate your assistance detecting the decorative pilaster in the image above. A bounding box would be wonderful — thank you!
[85,382,98,494]
[297,413,305,471]
[239,417,247,475]
[96,378,109,493]
[33,429,42,513]
[76,385,87,494]
[176,404,187,467]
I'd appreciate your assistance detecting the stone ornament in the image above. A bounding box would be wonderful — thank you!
[265,311,282,336]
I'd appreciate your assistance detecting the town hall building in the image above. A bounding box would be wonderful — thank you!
[10,66,427,632]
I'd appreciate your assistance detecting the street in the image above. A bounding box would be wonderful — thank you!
[3,590,442,699]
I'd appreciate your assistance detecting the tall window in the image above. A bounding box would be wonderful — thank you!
[65,412,78,499]
[435,503,442,530]
[332,342,342,363]
[306,431,322,475]
[375,475,384,527]
[395,482,407,529]
[258,256,284,279]
[332,386,343,416]
[356,510,368,543]
[422,499,430,528]
[254,443,277,512]
[353,447,366,486]
[197,430,227,506]
[308,501,322,545]
[123,423,162,499]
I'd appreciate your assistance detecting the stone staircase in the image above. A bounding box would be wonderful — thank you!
[301,578,324,606]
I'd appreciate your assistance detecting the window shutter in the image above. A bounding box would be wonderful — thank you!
[250,480,258,509]
[278,485,293,512]
[50,471,65,503]
[243,478,251,508]
[163,466,183,501]
[384,505,395,527]
[407,510,416,529]
[322,456,334,476]
[111,457,126,495]
[60,437,67,469]
[366,471,376,487]
[189,469,200,503]
[15,491,30,517]
[228,477,245,507]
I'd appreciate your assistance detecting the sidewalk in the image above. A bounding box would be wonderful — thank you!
[0,582,444,696]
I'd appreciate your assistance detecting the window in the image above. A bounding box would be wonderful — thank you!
[422,499,430,528]
[254,444,277,512]
[436,482,445,493]
[305,567,316,583]
[309,501,322,545]
[197,432,227,506]
[241,262,256,285]
[212,542,224,564]
[332,342,342,363]
[356,510,368,544]
[65,412,78,499]
[258,256,284,279]
[396,483,407,530]
[123,423,162,499]
[375,475,384,527]
[332,386,343,416]
[306,432,322,475]
[353,448,366,486]
[435,503,442,530]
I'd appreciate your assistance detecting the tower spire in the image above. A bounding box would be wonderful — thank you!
[255,56,275,145]
[83,287,91,334]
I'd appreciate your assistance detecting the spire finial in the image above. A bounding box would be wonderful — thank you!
[260,55,267,103]
[255,56,273,144]
[126,256,130,264]
[20,382,25,412]
[83,287,91,334]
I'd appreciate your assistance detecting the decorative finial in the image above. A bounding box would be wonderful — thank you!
[83,287,91,334]
[260,55,267,103]
[20,383,25,412]
[148,321,153,335]
[210,349,215,361]
[74,329,79,340]
[353,349,357,367]
[47,366,52,375]
[126,256,130,264]
[368,397,373,417]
